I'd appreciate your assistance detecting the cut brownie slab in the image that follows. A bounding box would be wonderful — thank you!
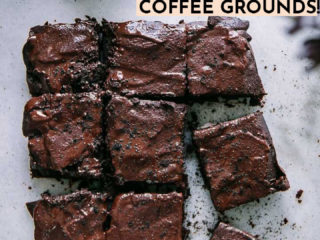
[193,112,289,212]
[211,222,256,240]
[187,17,265,104]
[103,20,187,99]
[23,18,105,96]
[26,190,110,240]
[23,92,105,178]
[106,95,187,188]
[106,192,184,240]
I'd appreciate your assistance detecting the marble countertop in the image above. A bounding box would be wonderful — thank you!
[0,0,319,239]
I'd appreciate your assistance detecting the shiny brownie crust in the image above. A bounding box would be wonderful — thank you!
[103,20,187,99]
[23,92,105,179]
[106,192,184,240]
[106,95,187,188]
[23,18,105,96]
[26,190,110,240]
[193,112,289,211]
[187,17,265,104]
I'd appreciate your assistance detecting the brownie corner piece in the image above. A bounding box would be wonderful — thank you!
[106,192,184,240]
[106,95,187,188]
[23,92,106,179]
[211,222,256,240]
[104,20,187,99]
[186,17,265,104]
[23,18,105,96]
[27,190,110,240]
[193,112,289,212]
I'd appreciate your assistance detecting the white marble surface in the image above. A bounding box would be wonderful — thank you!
[0,1,319,239]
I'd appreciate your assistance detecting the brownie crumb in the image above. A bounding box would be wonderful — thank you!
[296,189,304,203]
[281,218,289,226]
[296,189,303,198]
[42,190,51,196]
[248,219,255,228]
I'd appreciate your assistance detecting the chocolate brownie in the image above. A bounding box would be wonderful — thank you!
[106,95,187,188]
[26,190,110,240]
[193,112,290,211]
[23,18,105,96]
[103,20,187,99]
[187,17,265,104]
[23,92,105,178]
[106,192,184,240]
[211,222,256,240]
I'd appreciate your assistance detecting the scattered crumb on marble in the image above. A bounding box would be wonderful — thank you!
[280,218,289,226]
[42,190,50,196]
[296,189,303,204]
[248,218,256,228]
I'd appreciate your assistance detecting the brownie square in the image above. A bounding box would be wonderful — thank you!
[23,18,105,96]
[193,112,290,212]
[211,222,256,240]
[103,20,187,99]
[187,17,265,104]
[23,92,105,178]
[106,95,187,188]
[106,192,184,240]
[26,190,110,240]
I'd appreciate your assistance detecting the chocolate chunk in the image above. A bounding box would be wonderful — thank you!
[106,95,187,188]
[23,92,105,178]
[106,192,184,240]
[193,112,290,211]
[186,18,265,104]
[23,19,105,96]
[211,222,256,240]
[26,190,110,240]
[103,20,187,99]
